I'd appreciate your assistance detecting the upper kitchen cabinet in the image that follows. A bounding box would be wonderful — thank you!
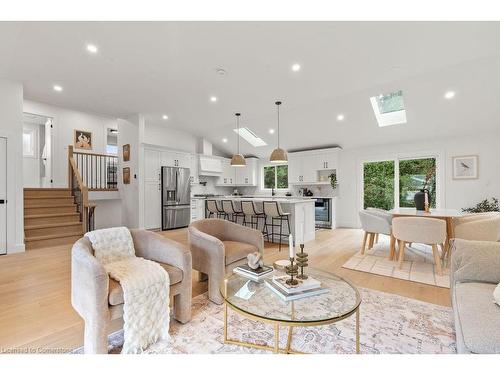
[288,148,340,184]
[189,154,199,184]
[160,150,190,168]
[217,157,258,186]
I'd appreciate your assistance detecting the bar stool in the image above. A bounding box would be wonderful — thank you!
[221,200,244,223]
[205,199,220,218]
[263,201,291,252]
[241,200,267,233]
[392,217,446,276]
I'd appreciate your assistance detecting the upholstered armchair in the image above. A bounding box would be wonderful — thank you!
[71,229,192,354]
[453,212,500,241]
[188,218,264,304]
[359,210,393,256]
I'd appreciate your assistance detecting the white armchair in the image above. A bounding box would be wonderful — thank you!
[359,210,393,256]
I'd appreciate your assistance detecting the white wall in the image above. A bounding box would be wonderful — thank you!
[336,130,500,228]
[0,79,24,253]
[23,100,117,188]
[118,115,142,228]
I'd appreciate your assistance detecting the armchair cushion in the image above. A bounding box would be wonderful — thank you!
[451,239,500,285]
[223,241,258,265]
[108,262,183,306]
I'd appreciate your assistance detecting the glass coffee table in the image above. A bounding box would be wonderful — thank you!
[221,268,361,354]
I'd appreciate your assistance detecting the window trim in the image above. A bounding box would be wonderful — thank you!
[261,163,289,190]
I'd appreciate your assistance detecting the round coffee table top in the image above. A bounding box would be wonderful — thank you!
[220,267,361,325]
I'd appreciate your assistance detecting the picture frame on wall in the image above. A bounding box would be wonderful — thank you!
[74,130,92,150]
[452,155,478,180]
[123,167,130,184]
[123,144,130,162]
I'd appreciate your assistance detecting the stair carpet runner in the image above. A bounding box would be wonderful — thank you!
[24,188,84,250]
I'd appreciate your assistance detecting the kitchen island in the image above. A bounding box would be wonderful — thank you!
[203,196,316,244]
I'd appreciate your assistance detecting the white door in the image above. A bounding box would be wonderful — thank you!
[0,137,6,255]
[144,149,161,229]
[22,124,39,188]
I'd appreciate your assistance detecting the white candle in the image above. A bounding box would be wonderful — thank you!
[301,222,305,245]
[289,234,294,259]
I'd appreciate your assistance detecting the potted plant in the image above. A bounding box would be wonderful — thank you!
[328,173,338,190]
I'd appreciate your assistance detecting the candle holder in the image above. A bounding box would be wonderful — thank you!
[285,257,299,286]
[296,244,309,280]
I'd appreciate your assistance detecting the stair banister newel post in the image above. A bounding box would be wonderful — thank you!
[68,145,91,232]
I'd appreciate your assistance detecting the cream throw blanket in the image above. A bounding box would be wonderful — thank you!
[85,227,170,354]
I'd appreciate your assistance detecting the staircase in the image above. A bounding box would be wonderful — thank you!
[24,188,84,250]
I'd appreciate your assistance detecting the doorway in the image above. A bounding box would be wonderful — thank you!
[0,137,6,255]
[22,113,53,188]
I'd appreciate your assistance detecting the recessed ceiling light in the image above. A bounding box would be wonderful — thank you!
[336,114,345,121]
[86,44,98,54]
[222,138,228,143]
[53,85,63,92]
[269,128,275,134]
[291,63,301,72]
[210,96,218,102]
[162,115,169,120]
[444,91,456,99]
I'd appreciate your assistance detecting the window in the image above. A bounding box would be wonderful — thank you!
[363,157,438,210]
[22,130,36,157]
[234,127,267,147]
[363,160,395,210]
[106,128,118,155]
[399,158,436,208]
[370,90,407,127]
[263,165,288,189]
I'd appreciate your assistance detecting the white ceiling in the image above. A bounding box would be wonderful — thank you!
[1,22,500,157]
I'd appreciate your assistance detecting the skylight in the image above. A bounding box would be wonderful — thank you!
[233,127,267,147]
[370,90,407,127]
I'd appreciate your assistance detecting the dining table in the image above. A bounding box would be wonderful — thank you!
[389,207,463,259]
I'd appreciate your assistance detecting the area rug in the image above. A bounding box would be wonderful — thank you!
[342,236,450,288]
[73,288,456,354]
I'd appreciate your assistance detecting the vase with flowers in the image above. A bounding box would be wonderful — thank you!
[414,166,435,211]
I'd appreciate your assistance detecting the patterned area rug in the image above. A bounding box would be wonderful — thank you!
[74,288,456,354]
[342,236,450,288]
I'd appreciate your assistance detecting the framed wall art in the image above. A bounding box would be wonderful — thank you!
[452,155,478,180]
[74,130,92,150]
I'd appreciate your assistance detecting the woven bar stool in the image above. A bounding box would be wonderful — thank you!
[263,201,291,252]
[206,199,220,219]
[222,200,244,223]
[241,200,267,234]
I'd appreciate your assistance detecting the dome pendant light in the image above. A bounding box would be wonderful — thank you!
[269,101,288,163]
[230,113,246,167]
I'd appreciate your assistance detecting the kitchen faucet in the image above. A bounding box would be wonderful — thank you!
[271,187,276,196]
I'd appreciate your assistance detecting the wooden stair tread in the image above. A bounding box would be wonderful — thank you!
[24,204,76,208]
[25,231,83,242]
[25,196,73,200]
[24,213,79,219]
[24,188,70,191]
[25,222,82,230]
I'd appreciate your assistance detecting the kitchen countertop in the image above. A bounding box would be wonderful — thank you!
[191,195,336,200]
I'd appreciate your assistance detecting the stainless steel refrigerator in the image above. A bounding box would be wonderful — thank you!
[161,166,191,230]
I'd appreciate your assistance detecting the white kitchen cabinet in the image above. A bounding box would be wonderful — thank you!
[144,149,162,229]
[189,154,199,184]
[160,150,190,168]
[287,148,340,184]
[235,157,258,186]
[160,150,175,167]
[217,158,234,186]
[190,199,206,222]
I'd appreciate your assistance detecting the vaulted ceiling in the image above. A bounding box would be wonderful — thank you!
[1,22,500,157]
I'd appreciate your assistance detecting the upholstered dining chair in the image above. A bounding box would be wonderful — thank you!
[71,229,192,354]
[359,210,394,257]
[392,217,446,275]
[188,218,264,304]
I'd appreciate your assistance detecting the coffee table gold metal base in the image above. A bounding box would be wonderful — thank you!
[223,301,361,354]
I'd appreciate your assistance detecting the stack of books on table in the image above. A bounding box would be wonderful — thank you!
[233,264,274,281]
[265,275,329,301]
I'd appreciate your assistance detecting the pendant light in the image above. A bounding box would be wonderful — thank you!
[230,113,246,167]
[269,101,288,163]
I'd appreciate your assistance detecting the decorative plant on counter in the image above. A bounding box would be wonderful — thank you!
[328,173,338,190]
[462,197,499,213]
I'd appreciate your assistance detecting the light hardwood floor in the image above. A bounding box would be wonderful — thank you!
[0,228,450,353]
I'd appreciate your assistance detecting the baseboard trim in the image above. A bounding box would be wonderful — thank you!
[7,243,26,254]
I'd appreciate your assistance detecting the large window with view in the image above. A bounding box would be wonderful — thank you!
[263,165,288,189]
[363,157,437,210]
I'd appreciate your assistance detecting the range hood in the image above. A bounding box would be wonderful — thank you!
[198,156,222,176]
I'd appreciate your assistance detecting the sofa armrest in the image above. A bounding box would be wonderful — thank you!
[454,217,500,241]
[188,225,226,271]
[131,229,192,273]
[451,238,500,285]
[223,220,264,255]
[71,237,110,321]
